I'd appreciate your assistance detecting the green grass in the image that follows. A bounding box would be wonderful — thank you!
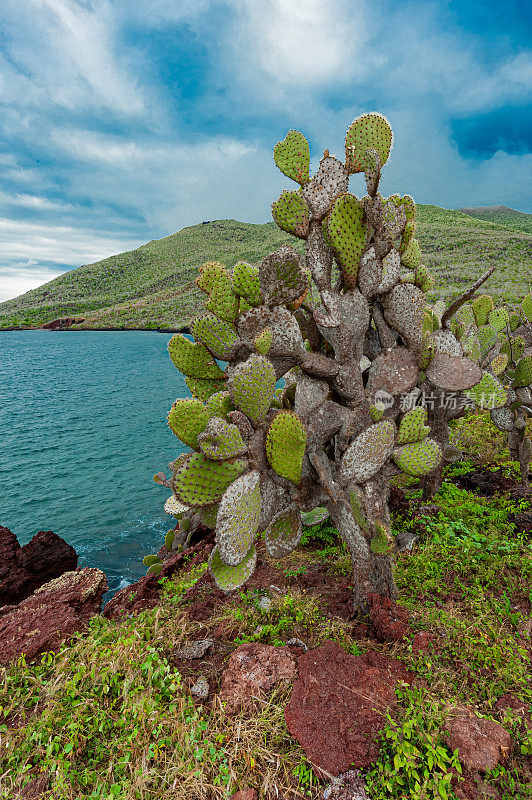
[1,205,530,329]
[1,411,531,798]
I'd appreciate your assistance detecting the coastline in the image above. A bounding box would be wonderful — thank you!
[0,325,190,333]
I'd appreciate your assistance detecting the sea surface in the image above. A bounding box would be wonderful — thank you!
[0,331,189,598]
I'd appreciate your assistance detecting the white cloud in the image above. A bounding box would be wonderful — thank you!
[0,267,64,302]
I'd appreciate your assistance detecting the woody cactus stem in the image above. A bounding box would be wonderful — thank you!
[150,112,511,615]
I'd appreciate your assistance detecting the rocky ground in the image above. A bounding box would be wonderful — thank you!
[0,453,531,800]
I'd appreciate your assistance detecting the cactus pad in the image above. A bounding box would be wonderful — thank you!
[345,113,393,174]
[465,372,508,409]
[259,246,308,306]
[382,283,426,350]
[185,376,226,402]
[168,334,225,379]
[266,411,307,485]
[357,247,382,298]
[425,353,482,391]
[488,308,510,333]
[209,543,257,592]
[370,521,391,554]
[363,147,380,196]
[206,273,239,323]
[325,193,365,288]
[264,505,302,559]
[271,189,310,238]
[168,397,210,450]
[489,353,508,376]
[273,130,310,184]
[172,453,246,506]
[400,237,422,269]
[340,420,395,484]
[143,554,162,568]
[147,562,163,575]
[255,328,273,355]
[490,406,515,432]
[501,334,525,362]
[377,248,400,294]
[190,314,239,360]
[476,325,499,356]
[196,261,227,294]
[198,417,247,460]
[418,335,435,369]
[232,261,264,307]
[471,295,494,326]
[522,294,532,322]
[392,438,442,477]
[300,507,330,526]
[216,471,261,566]
[514,355,532,388]
[462,333,481,361]
[228,353,276,424]
[206,390,235,419]
[397,407,430,445]
[302,156,349,220]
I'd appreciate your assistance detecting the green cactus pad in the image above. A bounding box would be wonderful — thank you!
[471,295,494,326]
[209,543,257,592]
[349,485,370,532]
[489,353,509,376]
[206,274,239,323]
[185,376,226,403]
[190,314,239,360]
[300,507,330,526]
[168,334,225,380]
[488,308,510,333]
[340,420,396,484]
[196,261,228,294]
[400,237,422,270]
[514,355,532,388]
[228,353,276,424]
[509,312,520,332]
[325,193,365,288]
[370,403,385,422]
[455,303,476,329]
[392,438,442,477]
[273,130,310,185]
[255,328,273,355]
[232,261,264,307]
[198,418,247,461]
[399,195,416,222]
[173,452,246,506]
[462,333,481,362]
[147,562,163,575]
[216,471,261,566]
[271,190,310,238]
[476,325,499,356]
[168,397,210,450]
[490,406,515,432]
[522,294,532,322]
[345,113,393,174]
[465,372,508,409]
[500,334,525,363]
[370,521,391,554]
[259,246,309,306]
[143,554,162,567]
[164,530,175,550]
[397,407,430,445]
[266,411,307,485]
[418,335,435,369]
[264,505,303,559]
[206,390,235,420]
[400,218,416,254]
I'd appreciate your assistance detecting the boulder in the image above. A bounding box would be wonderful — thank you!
[444,706,511,773]
[367,592,411,641]
[284,640,414,775]
[0,568,107,665]
[0,526,77,607]
[218,643,297,715]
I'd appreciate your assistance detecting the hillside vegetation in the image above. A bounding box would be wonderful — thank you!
[1,205,531,330]
[457,205,532,235]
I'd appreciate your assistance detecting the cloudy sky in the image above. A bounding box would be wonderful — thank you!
[0,0,530,301]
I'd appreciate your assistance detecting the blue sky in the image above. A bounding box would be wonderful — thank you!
[0,0,530,301]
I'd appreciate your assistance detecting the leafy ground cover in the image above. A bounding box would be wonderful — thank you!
[1,206,530,329]
[0,411,531,800]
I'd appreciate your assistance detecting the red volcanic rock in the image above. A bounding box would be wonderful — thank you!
[284,641,414,776]
[494,693,532,730]
[0,568,107,665]
[367,592,411,642]
[444,706,511,773]
[229,791,257,800]
[219,643,297,715]
[0,526,77,607]
[103,534,214,620]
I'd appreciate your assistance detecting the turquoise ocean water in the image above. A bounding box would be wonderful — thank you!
[0,331,189,598]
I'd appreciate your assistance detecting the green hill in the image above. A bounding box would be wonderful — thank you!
[1,206,531,330]
[456,204,532,234]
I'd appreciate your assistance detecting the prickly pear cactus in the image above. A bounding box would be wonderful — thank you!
[149,113,529,613]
